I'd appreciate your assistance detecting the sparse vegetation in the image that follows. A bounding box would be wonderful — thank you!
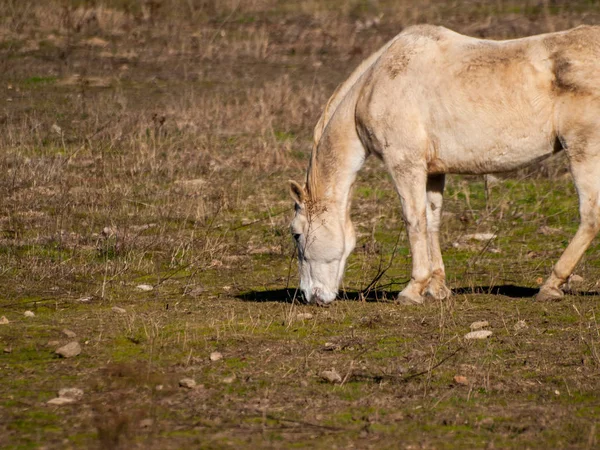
[1,0,600,448]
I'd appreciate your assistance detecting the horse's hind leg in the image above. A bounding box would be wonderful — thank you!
[537,144,600,301]
[425,174,451,300]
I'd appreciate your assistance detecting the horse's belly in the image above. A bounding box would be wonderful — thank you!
[429,110,555,175]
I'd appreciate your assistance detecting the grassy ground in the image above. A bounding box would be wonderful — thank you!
[1,0,600,448]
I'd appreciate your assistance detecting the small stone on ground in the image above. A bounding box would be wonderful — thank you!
[297,312,313,320]
[136,284,154,291]
[464,330,493,340]
[24,311,35,318]
[47,387,83,405]
[514,320,528,332]
[222,375,236,384]
[55,341,81,358]
[470,320,489,331]
[58,387,84,400]
[210,351,223,362]
[112,306,127,314]
[62,329,76,338]
[139,418,154,428]
[454,375,469,385]
[179,378,196,389]
[0,316,9,325]
[320,368,343,384]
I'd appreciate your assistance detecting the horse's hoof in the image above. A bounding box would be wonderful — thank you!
[396,293,425,305]
[535,286,564,302]
[425,281,452,300]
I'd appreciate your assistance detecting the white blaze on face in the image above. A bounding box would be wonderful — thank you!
[289,181,356,305]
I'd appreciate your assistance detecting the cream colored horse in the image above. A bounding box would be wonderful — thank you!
[290,24,600,305]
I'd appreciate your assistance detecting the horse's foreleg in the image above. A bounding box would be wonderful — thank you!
[425,174,451,300]
[389,165,431,304]
[537,152,600,301]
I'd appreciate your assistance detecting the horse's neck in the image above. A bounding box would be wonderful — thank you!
[307,119,366,220]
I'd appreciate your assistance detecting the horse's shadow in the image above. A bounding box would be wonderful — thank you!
[235,284,600,303]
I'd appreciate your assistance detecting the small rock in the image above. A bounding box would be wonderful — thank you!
[464,330,493,340]
[55,341,81,358]
[179,378,196,389]
[470,320,489,331]
[539,225,562,236]
[463,233,495,241]
[136,284,154,292]
[139,418,154,429]
[454,375,469,385]
[0,316,9,325]
[77,297,93,303]
[323,342,340,351]
[62,329,76,338]
[296,312,313,320]
[24,311,35,318]
[58,388,83,401]
[514,320,528,332]
[320,368,342,384]
[387,411,405,422]
[569,274,584,284]
[112,306,126,314]
[47,397,76,405]
[3,347,12,353]
[222,374,236,384]
[47,387,83,405]
[554,389,560,396]
[209,351,223,362]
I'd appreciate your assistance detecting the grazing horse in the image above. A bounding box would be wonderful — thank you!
[289,24,600,305]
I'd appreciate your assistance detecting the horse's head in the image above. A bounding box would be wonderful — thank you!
[289,180,355,304]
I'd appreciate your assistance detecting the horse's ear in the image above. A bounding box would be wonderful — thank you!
[289,180,306,205]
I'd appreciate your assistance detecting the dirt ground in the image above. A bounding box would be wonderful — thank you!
[1,0,600,448]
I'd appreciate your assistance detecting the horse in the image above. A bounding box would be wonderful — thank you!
[289,24,600,305]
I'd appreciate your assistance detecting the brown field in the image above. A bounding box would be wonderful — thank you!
[1,0,600,448]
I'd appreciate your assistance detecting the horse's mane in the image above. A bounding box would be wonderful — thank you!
[307,37,399,199]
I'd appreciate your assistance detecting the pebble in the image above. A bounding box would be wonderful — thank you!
[323,342,341,351]
[24,311,35,318]
[58,388,84,401]
[320,368,342,384]
[55,342,81,358]
[77,297,93,303]
[62,329,76,338]
[179,378,196,389]
[0,316,9,325]
[210,351,223,362]
[297,312,313,320]
[222,375,236,384]
[463,233,495,241]
[47,387,83,405]
[112,306,127,314]
[139,418,154,428]
[514,320,528,332]
[3,347,11,353]
[454,375,469,385]
[464,330,493,340]
[47,397,76,406]
[136,284,154,292]
[569,274,584,283]
[470,320,489,331]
